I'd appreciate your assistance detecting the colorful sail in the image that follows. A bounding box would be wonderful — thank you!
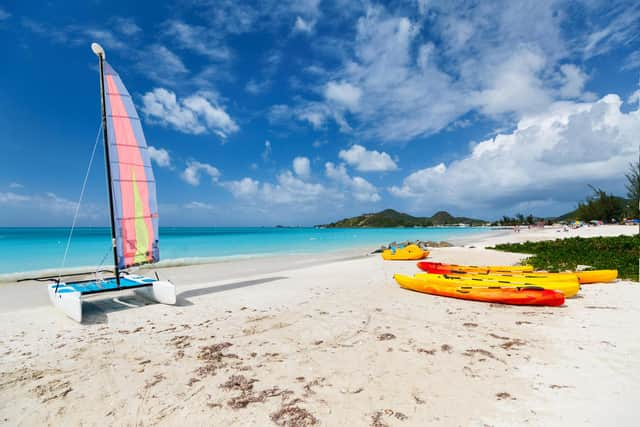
[102,62,159,269]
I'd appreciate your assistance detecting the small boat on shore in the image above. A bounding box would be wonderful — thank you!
[394,274,565,306]
[414,272,580,297]
[381,244,428,260]
[45,43,176,322]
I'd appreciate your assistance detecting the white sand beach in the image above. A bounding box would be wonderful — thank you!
[0,225,638,426]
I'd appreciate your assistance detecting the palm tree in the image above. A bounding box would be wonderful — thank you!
[625,150,640,232]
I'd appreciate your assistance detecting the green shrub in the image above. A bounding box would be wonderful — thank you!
[491,234,639,280]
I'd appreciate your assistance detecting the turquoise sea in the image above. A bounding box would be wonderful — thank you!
[0,227,495,275]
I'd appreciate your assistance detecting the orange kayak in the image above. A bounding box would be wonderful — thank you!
[413,272,580,297]
[394,274,565,306]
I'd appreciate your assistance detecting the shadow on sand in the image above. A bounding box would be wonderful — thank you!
[83,294,155,325]
[81,276,287,324]
[176,276,287,305]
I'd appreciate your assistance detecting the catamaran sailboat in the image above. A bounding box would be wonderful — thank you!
[47,43,176,322]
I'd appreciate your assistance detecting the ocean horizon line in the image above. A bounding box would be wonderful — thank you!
[0,227,499,276]
[0,225,499,229]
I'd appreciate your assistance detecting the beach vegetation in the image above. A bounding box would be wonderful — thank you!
[625,153,640,218]
[574,186,625,222]
[492,234,639,280]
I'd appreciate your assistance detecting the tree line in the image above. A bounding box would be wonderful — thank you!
[493,214,550,226]
[494,153,640,225]
[574,152,639,222]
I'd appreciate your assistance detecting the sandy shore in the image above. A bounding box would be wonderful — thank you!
[0,225,638,426]
[462,223,639,248]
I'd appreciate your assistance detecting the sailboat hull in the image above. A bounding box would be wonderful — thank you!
[48,284,82,322]
[135,280,176,305]
[48,274,176,322]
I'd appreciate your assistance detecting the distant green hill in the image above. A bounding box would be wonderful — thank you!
[318,209,485,228]
[554,209,578,222]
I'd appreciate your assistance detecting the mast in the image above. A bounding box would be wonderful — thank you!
[92,42,120,287]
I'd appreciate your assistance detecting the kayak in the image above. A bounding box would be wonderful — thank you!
[420,265,578,281]
[571,270,618,284]
[417,263,617,284]
[422,271,578,283]
[433,270,615,284]
[394,274,565,306]
[417,261,533,273]
[382,244,428,261]
[414,273,580,297]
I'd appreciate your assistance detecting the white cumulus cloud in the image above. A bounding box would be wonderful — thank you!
[148,146,171,168]
[224,177,260,198]
[142,88,238,138]
[223,172,325,205]
[181,161,221,186]
[627,89,640,105]
[262,171,325,204]
[324,81,362,111]
[472,49,551,116]
[293,157,311,179]
[389,94,639,215]
[325,162,380,202]
[338,144,397,172]
[558,64,589,99]
[287,2,630,142]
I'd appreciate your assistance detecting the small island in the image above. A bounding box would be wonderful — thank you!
[317,209,486,228]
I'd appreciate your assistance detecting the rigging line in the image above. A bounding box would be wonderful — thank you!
[94,244,114,283]
[57,122,103,284]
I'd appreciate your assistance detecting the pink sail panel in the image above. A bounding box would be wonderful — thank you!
[103,62,159,269]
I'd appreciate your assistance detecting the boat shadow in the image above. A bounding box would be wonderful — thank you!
[83,295,156,324]
[82,276,288,324]
[176,276,288,306]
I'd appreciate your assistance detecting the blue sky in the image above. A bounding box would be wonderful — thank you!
[1,0,639,226]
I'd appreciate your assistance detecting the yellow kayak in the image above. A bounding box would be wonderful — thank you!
[417,262,617,284]
[381,244,428,261]
[413,272,580,297]
[424,272,578,283]
[433,270,618,284]
[571,270,618,284]
[417,261,534,273]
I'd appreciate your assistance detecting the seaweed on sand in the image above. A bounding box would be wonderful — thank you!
[195,342,237,377]
[270,406,318,426]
